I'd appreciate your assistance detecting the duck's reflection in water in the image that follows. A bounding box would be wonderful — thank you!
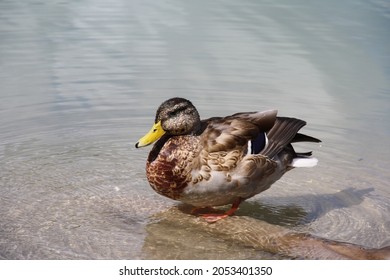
[142,188,389,260]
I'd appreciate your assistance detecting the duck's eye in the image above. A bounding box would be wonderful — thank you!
[167,105,186,118]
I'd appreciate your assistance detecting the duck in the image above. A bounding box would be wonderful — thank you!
[135,97,321,222]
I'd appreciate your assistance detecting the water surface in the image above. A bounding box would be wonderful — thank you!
[0,0,389,259]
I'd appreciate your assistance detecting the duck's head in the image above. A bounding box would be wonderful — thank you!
[135,97,201,148]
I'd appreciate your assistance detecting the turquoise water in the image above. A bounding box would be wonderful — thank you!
[0,0,389,259]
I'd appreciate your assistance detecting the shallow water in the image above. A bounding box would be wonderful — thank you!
[0,0,389,259]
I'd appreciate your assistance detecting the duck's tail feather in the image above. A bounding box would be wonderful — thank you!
[260,117,321,161]
[292,133,321,143]
[296,151,313,157]
[260,117,305,158]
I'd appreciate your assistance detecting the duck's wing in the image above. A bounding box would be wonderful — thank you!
[260,117,321,159]
[200,110,278,154]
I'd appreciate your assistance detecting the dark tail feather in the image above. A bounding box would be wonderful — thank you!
[260,117,320,159]
[296,151,313,157]
[260,117,305,158]
[292,133,321,143]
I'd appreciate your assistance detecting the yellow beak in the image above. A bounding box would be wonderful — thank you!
[135,121,166,148]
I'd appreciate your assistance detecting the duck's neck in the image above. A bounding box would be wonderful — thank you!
[147,134,172,164]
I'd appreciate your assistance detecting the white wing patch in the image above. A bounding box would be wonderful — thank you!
[247,140,252,156]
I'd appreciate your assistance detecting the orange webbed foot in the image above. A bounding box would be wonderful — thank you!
[201,213,230,223]
[198,198,242,223]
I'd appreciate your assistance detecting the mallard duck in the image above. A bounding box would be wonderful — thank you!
[136,97,321,222]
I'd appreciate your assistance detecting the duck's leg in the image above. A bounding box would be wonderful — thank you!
[201,198,242,223]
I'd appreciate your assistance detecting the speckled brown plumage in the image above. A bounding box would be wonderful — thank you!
[146,135,200,200]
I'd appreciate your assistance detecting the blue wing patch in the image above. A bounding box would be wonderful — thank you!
[251,132,268,154]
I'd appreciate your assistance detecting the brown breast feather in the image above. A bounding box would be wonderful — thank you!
[146,136,199,200]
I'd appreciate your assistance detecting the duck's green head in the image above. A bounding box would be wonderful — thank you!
[135,97,201,148]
